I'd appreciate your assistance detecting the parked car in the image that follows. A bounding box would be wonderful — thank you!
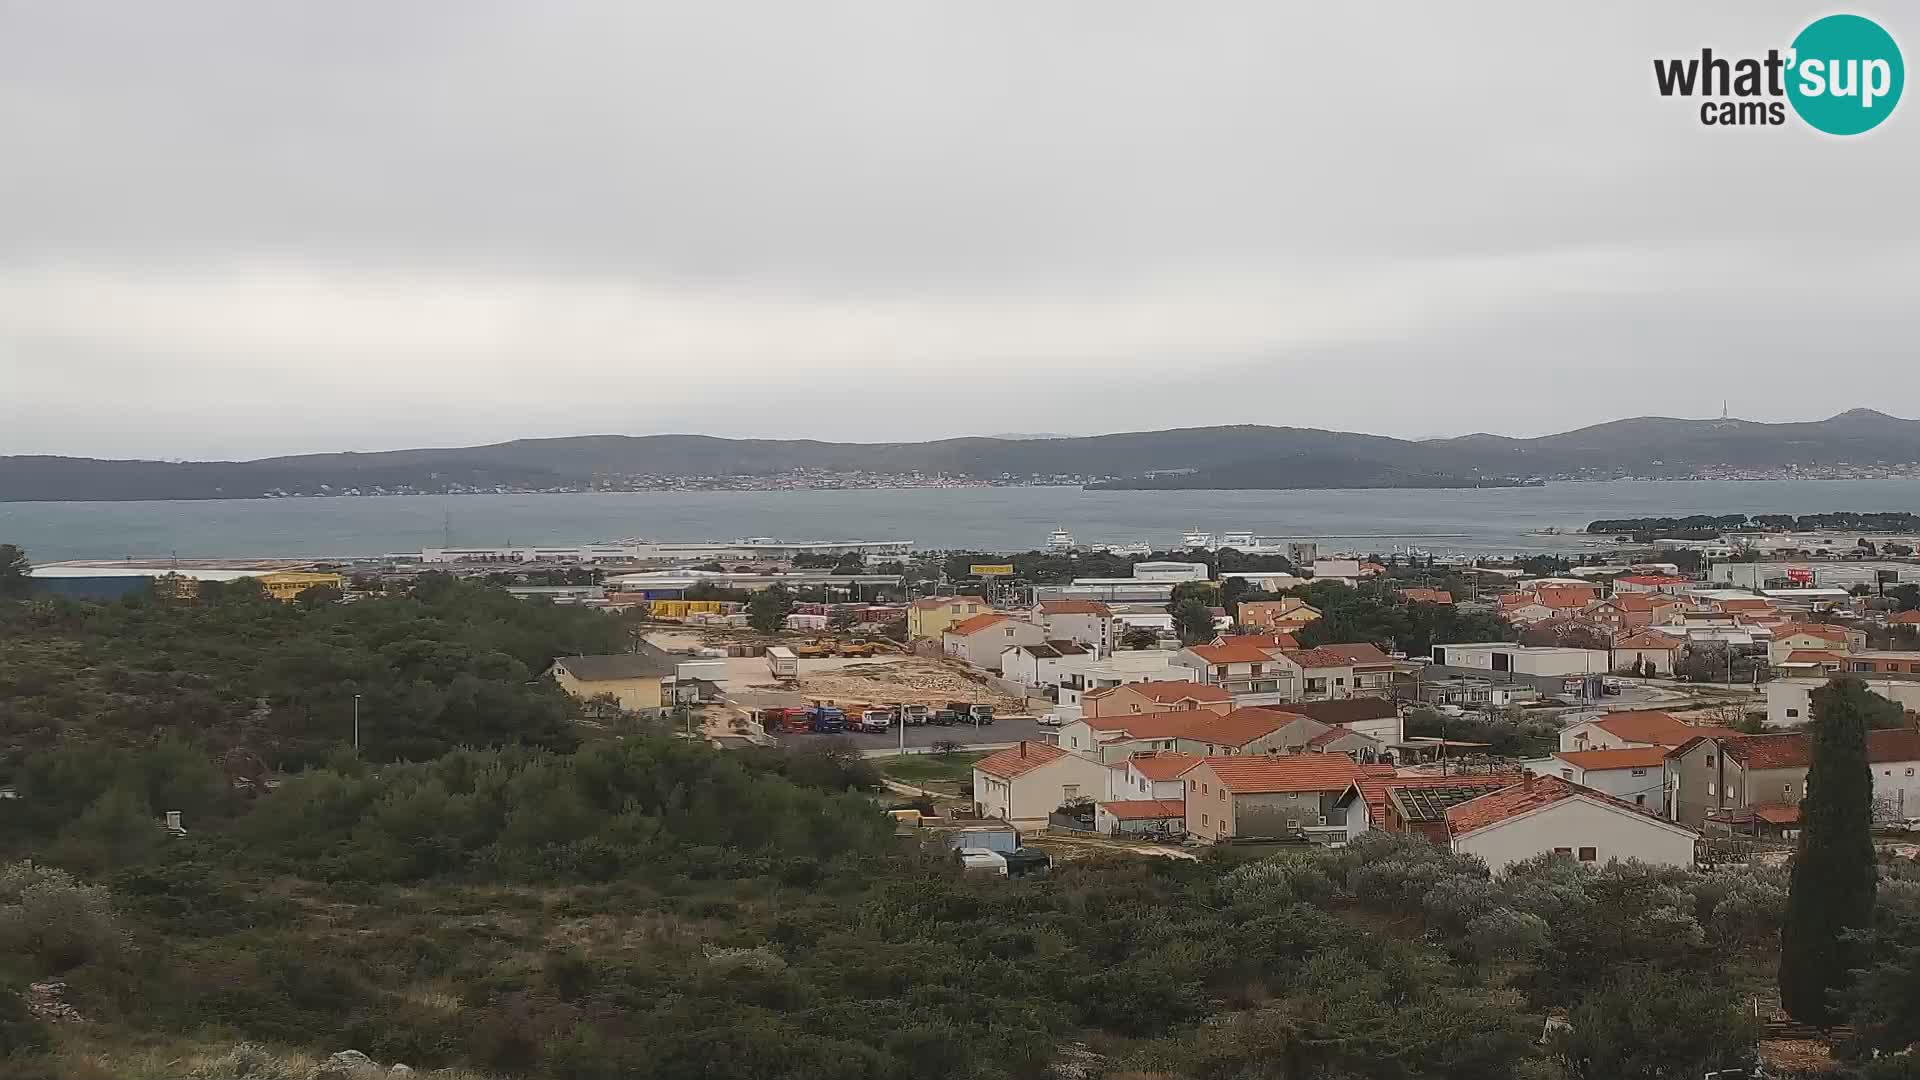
[1036,710,1063,727]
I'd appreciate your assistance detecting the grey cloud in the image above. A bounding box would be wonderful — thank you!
[0,1,1914,457]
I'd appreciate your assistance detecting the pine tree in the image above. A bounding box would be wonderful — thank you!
[1779,677,1880,1024]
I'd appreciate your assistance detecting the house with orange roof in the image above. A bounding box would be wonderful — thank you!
[1030,599,1115,652]
[1106,750,1203,801]
[1496,593,1556,625]
[1668,728,1920,830]
[1236,597,1321,633]
[1779,649,1846,675]
[1094,798,1188,836]
[1171,639,1302,704]
[1443,774,1698,872]
[1889,611,1920,627]
[970,741,1112,828]
[1081,680,1234,720]
[1398,587,1454,606]
[1283,644,1401,701]
[1523,746,1669,808]
[1614,574,1696,597]
[1211,631,1300,650]
[1611,630,1684,676]
[1586,592,1681,632]
[1558,710,1704,754]
[1179,754,1368,844]
[1059,707,1290,763]
[943,612,1045,669]
[1768,622,1866,664]
[907,594,987,640]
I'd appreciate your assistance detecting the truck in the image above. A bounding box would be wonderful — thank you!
[765,646,799,681]
[791,640,834,659]
[944,701,994,726]
[901,704,930,726]
[776,707,813,734]
[809,707,847,734]
[858,708,894,734]
[838,639,878,658]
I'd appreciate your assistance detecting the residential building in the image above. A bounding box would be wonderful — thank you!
[1766,676,1920,727]
[1353,772,1523,839]
[1054,650,1183,714]
[1525,747,1668,808]
[907,595,987,640]
[1585,593,1680,632]
[971,741,1112,828]
[1310,559,1362,584]
[1259,696,1404,742]
[1081,681,1234,720]
[1058,708,1289,763]
[1105,750,1202,801]
[1305,725,1386,761]
[1767,623,1861,665]
[1558,710,1703,753]
[1842,651,1920,677]
[1095,799,1187,836]
[1172,640,1300,704]
[1445,775,1698,872]
[258,571,345,601]
[1218,571,1307,592]
[943,613,1046,669]
[547,646,678,712]
[1031,599,1116,652]
[1889,611,1920,628]
[998,640,1090,688]
[1398,588,1454,605]
[1611,631,1684,676]
[1181,755,1367,844]
[1301,643,1401,697]
[1667,728,1920,829]
[1236,598,1321,633]
[1212,631,1299,650]
[1614,574,1697,596]
[1421,677,1540,710]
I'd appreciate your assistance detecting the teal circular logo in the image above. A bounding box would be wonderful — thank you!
[1787,14,1904,135]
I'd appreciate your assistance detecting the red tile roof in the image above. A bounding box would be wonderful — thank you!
[1608,593,1676,612]
[1214,632,1300,650]
[947,612,1010,636]
[1890,612,1920,625]
[1778,623,1851,643]
[1087,708,1284,747]
[1589,711,1701,748]
[1125,751,1203,781]
[1286,646,1365,668]
[1702,729,1920,770]
[1537,587,1597,609]
[1097,798,1186,821]
[1399,588,1454,605]
[1716,598,1775,612]
[973,741,1068,780]
[1553,747,1669,771]
[1130,681,1232,703]
[1256,698,1399,726]
[1187,640,1279,664]
[1444,774,1676,838]
[1749,802,1802,826]
[1614,630,1681,650]
[1038,599,1113,616]
[1195,754,1363,794]
[1784,649,1846,665]
[1311,643,1395,666]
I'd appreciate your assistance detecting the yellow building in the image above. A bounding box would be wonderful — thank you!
[907,594,989,640]
[1236,598,1321,633]
[258,571,345,602]
[547,646,678,712]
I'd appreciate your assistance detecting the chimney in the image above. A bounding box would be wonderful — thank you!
[1019,743,1027,758]
[1521,772,1534,790]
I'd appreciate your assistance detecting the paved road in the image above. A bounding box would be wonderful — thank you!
[776,716,1053,751]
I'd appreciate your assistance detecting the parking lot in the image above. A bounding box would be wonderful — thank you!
[774,715,1054,752]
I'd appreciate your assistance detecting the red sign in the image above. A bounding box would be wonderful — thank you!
[1786,567,1814,584]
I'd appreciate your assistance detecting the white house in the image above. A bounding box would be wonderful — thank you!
[1522,747,1668,810]
[1031,600,1116,652]
[1105,750,1202,801]
[998,640,1090,688]
[971,741,1113,828]
[1557,711,1702,753]
[944,613,1047,670]
[1767,677,1920,728]
[1445,775,1698,873]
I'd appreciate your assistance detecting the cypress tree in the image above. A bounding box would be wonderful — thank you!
[1778,677,1879,1024]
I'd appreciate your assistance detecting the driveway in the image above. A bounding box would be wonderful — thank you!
[775,716,1054,752]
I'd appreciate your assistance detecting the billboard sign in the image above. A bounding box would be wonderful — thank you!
[1785,567,1814,584]
[971,564,1014,576]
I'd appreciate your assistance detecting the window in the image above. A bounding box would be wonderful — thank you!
[1707,782,1716,796]
[1201,814,1209,825]
[1706,754,1715,766]
[1909,768,1916,777]
[1560,769,1573,780]
[1188,779,1196,792]
[1635,794,1646,806]
[1578,847,1597,862]
[1218,789,1225,802]
[1786,709,1800,718]
[1631,768,1648,777]
[1553,846,1572,855]
[1062,785,1079,799]
[1202,783,1209,795]
[1784,784,1793,797]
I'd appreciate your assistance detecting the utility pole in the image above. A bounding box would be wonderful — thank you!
[352,694,362,751]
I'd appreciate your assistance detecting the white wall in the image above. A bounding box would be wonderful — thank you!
[1453,796,1696,873]
[1531,761,1665,809]
[972,753,1112,827]
[1874,759,1920,821]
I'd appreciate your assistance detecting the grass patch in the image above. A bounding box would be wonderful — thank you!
[876,751,989,787]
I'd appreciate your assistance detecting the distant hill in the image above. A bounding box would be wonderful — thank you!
[4,410,1919,501]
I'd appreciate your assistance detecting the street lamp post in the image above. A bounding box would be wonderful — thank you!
[353,694,361,751]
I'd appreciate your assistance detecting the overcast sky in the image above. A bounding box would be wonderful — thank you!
[1,2,1914,459]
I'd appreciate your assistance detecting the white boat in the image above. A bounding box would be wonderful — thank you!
[1182,529,1215,549]
[1095,541,1152,556]
[1046,528,1075,551]
[1220,531,1255,549]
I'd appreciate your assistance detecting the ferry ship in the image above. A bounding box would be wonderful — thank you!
[1181,528,1215,549]
[1046,528,1075,551]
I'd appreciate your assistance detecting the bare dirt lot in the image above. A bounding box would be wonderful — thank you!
[645,631,1025,715]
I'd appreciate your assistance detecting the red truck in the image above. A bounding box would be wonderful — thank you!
[760,707,813,734]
